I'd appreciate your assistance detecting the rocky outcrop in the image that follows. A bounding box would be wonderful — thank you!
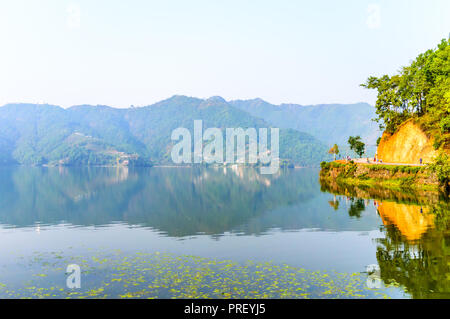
[377,120,438,164]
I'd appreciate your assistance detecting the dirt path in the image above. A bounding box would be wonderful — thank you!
[344,158,426,167]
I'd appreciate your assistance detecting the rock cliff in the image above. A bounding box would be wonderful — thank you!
[377,120,438,164]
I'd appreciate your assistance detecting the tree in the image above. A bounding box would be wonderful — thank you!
[361,39,450,135]
[348,136,365,158]
[328,144,340,161]
[376,137,382,147]
[348,198,365,218]
[428,152,450,193]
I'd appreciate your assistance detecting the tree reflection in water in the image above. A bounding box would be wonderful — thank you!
[320,178,450,298]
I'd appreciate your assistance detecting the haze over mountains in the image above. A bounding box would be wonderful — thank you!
[231,99,380,151]
[0,95,379,167]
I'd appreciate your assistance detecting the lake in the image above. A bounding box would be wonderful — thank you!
[0,166,448,299]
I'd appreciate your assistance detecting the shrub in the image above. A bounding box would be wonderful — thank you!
[400,176,416,187]
[433,135,444,150]
[357,173,370,180]
[376,137,382,146]
[428,152,450,189]
[440,117,450,133]
[320,161,329,169]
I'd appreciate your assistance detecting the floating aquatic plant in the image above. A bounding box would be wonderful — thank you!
[0,250,396,299]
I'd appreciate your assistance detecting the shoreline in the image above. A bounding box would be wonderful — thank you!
[319,161,444,193]
[0,163,313,169]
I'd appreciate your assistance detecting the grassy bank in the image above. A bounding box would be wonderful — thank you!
[320,161,439,192]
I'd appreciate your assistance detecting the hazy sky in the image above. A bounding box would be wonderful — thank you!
[0,0,449,108]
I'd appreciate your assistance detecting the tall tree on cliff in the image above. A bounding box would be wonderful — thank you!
[328,144,340,161]
[361,39,450,138]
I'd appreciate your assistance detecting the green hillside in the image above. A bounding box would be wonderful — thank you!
[0,96,330,167]
[230,99,381,156]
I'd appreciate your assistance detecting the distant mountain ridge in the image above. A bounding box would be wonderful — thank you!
[229,99,381,155]
[0,96,335,167]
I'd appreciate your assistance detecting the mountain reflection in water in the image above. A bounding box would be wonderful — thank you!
[0,166,449,298]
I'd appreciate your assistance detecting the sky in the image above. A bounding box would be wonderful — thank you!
[0,0,449,108]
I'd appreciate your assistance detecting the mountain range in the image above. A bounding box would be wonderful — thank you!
[0,95,379,167]
[230,99,380,153]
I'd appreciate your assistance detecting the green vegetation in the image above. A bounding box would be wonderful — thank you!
[376,137,382,146]
[320,162,437,192]
[321,39,450,193]
[0,251,391,299]
[347,136,365,158]
[230,99,380,156]
[0,166,321,234]
[328,144,340,161]
[348,198,365,218]
[377,199,450,298]
[361,39,450,150]
[428,152,450,192]
[364,165,425,174]
[0,97,329,167]
[319,178,450,298]
[279,159,295,168]
[320,161,347,170]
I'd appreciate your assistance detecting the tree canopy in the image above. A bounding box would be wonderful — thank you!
[348,136,365,158]
[361,39,450,141]
[328,144,340,160]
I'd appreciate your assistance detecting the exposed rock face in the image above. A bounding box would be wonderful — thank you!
[377,120,438,164]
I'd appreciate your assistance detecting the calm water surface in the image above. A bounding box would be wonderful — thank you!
[0,166,448,298]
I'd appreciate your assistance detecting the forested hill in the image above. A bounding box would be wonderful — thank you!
[0,96,331,167]
[230,99,380,154]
